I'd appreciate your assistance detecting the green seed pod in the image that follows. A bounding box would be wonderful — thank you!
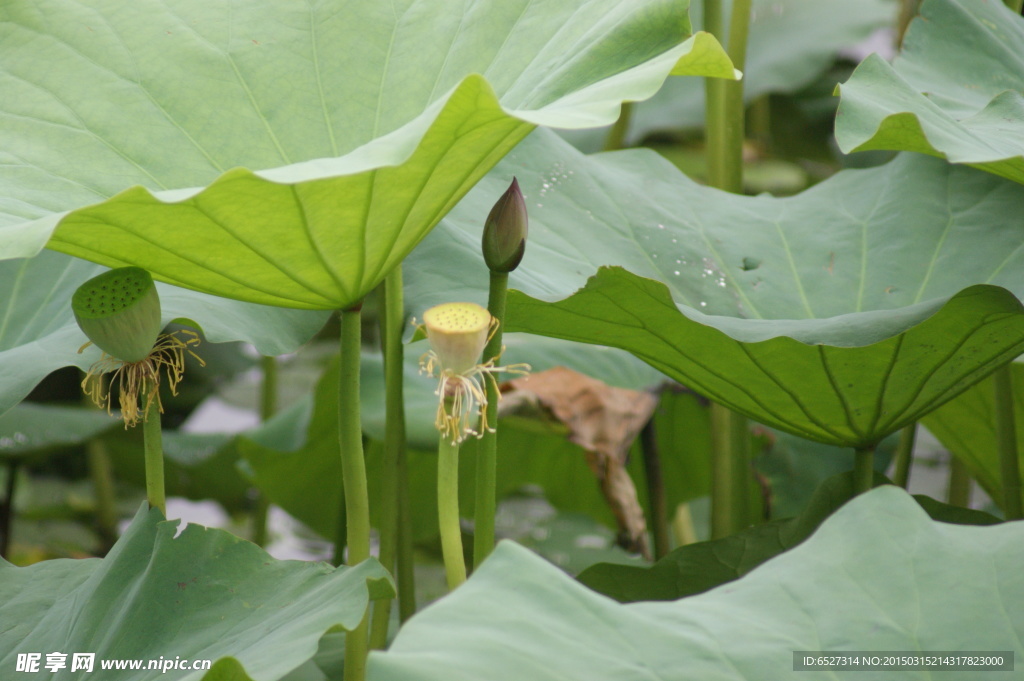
[482,177,528,273]
[72,267,162,363]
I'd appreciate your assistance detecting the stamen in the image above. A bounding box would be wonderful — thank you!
[81,330,205,428]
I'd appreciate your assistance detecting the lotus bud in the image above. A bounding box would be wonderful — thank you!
[423,302,492,375]
[482,177,528,273]
[73,267,162,363]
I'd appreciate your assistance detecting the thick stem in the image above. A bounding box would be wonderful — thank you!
[703,0,726,187]
[87,439,118,550]
[709,403,734,539]
[892,423,917,489]
[438,431,467,590]
[474,270,508,568]
[993,365,1023,519]
[259,355,278,421]
[947,455,972,508]
[603,102,634,151]
[718,0,753,194]
[338,306,371,681]
[142,380,166,516]
[0,460,19,559]
[705,0,753,539]
[370,266,408,650]
[853,446,875,495]
[640,416,669,559]
[396,450,416,623]
[730,408,752,526]
[251,355,278,547]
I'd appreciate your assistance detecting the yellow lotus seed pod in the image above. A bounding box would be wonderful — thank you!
[423,302,492,375]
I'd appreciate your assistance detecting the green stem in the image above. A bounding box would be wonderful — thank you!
[705,0,753,539]
[369,266,408,650]
[338,306,370,681]
[892,423,917,489]
[142,380,166,516]
[1005,0,1023,17]
[748,95,771,150]
[853,446,875,495]
[0,460,19,559]
[993,365,1023,519]
[719,0,753,194]
[438,429,467,590]
[87,439,118,550]
[474,270,508,568]
[259,354,278,421]
[730,408,752,526]
[251,355,278,547]
[396,451,417,623]
[640,416,669,559]
[709,403,734,539]
[947,455,972,508]
[704,0,726,186]
[603,102,634,151]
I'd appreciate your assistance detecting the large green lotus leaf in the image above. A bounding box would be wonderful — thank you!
[0,0,735,310]
[367,486,1024,681]
[0,250,329,417]
[409,130,1024,446]
[578,471,1001,603]
[565,0,897,149]
[0,505,392,681]
[835,0,1024,183]
[512,270,1024,447]
[922,360,1024,509]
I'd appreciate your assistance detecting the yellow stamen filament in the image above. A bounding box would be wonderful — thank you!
[80,330,205,428]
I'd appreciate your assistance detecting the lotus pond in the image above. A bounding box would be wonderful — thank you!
[1,0,1023,679]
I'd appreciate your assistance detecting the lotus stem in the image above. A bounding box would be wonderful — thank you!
[892,423,916,489]
[474,270,508,568]
[87,438,118,550]
[705,0,753,538]
[603,102,634,151]
[0,460,19,559]
[370,265,409,649]
[947,455,972,508]
[142,377,166,515]
[853,445,875,495]
[710,405,736,539]
[718,0,753,192]
[474,177,528,567]
[704,0,726,187]
[251,355,278,547]
[396,447,416,623]
[993,365,1023,519]
[438,423,468,590]
[338,305,370,681]
[640,415,669,559]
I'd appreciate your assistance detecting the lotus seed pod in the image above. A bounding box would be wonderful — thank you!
[423,302,492,375]
[73,267,163,363]
[482,177,528,273]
